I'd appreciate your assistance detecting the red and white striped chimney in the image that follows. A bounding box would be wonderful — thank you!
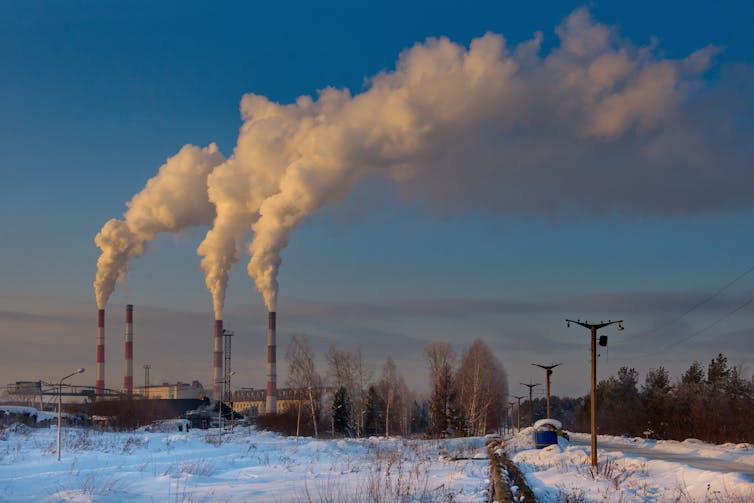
[213,319,223,401]
[96,309,105,395]
[266,311,277,413]
[123,304,133,395]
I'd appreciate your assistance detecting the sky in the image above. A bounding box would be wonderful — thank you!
[1,1,753,400]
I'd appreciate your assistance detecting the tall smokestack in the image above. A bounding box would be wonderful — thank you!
[213,319,223,401]
[123,304,133,396]
[96,309,105,396]
[266,311,277,413]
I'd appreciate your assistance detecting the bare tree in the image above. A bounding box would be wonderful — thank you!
[377,356,400,436]
[325,344,372,436]
[455,339,508,436]
[327,345,355,390]
[352,346,371,436]
[286,333,321,437]
[424,341,456,437]
[396,376,411,436]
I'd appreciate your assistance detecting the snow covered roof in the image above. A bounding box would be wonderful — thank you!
[533,418,562,430]
[0,405,57,423]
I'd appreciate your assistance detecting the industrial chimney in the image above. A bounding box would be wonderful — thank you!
[213,319,223,401]
[266,311,277,413]
[123,304,133,396]
[96,309,105,396]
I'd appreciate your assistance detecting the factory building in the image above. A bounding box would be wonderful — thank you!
[231,387,335,419]
[135,381,207,400]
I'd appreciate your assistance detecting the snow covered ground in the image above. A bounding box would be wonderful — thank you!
[505,428,754,502]
[0,424,489,502]
[2,421,754,502]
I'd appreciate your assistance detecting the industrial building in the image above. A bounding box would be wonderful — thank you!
[231,387,336,419]
[135,381,207,400]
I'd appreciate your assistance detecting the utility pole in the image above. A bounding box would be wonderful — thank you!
[512,395,524,432]
[143,364,150,399]
[532,363,560,419]
[566,318,624,466]
[520,381,541,427]
[508,401,515,435]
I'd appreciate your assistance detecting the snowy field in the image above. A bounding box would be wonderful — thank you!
[0,425,489,502]
[505,428,754,502]
[2,423,754,502]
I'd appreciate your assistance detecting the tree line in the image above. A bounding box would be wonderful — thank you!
[521,353,754,443]
[259,335,753,444]
[257,335,509,438]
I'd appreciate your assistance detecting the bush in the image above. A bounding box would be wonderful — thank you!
[256,409,316,436]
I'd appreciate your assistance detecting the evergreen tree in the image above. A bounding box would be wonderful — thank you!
[411,400,428,435]
[363,386,381,436]
[642,367,673,438]
[707,353,730,390]
[332,386,352,436]
[424,342,456,437]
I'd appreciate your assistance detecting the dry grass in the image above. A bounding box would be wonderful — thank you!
[288,439,471,503]
[555,486,586,503]
[180,459,216,477]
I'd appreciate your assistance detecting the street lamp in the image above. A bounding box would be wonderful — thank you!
[57,368,85,461]
[566,319,623,466]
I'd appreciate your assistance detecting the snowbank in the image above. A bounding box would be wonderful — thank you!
[505,429,754,502]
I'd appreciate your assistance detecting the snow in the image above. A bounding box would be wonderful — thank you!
[1,416,753,502]
[533,418,562,430]
[505,428,754,502]
[0,426,490,502]
[0,405,57,423]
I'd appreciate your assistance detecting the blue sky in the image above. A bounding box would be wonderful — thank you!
[1,1,753,399]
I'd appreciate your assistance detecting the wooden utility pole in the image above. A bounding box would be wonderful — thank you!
[143,364,150,399]
[520,381,541,427]
[512,395,524,432]
[566,319,623,466]
[508,401,515,434]
[532,363,560,419]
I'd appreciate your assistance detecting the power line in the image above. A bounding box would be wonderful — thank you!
[635,263,754,341]
[659,290,754,351]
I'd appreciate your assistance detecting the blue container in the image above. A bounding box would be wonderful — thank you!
[533,430,558,448]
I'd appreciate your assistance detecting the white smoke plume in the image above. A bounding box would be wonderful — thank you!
[94,143,225,308]
[196,97,298,318]
[234,8,742,311]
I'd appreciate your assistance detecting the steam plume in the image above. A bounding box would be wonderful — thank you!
[94,143,225,308]
[196,92,310,317]
[94,8,751,318]
[238,8,733,311]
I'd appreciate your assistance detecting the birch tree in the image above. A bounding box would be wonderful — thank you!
[455,339,508,435]
[377,356,399,436]
[286,333,321,437]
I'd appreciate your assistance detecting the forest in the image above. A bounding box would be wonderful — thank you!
[524,354,754,443]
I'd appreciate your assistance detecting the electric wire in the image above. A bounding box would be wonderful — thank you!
[658,290,754,351]
[639,265,754,338]
[631,262,754,343]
